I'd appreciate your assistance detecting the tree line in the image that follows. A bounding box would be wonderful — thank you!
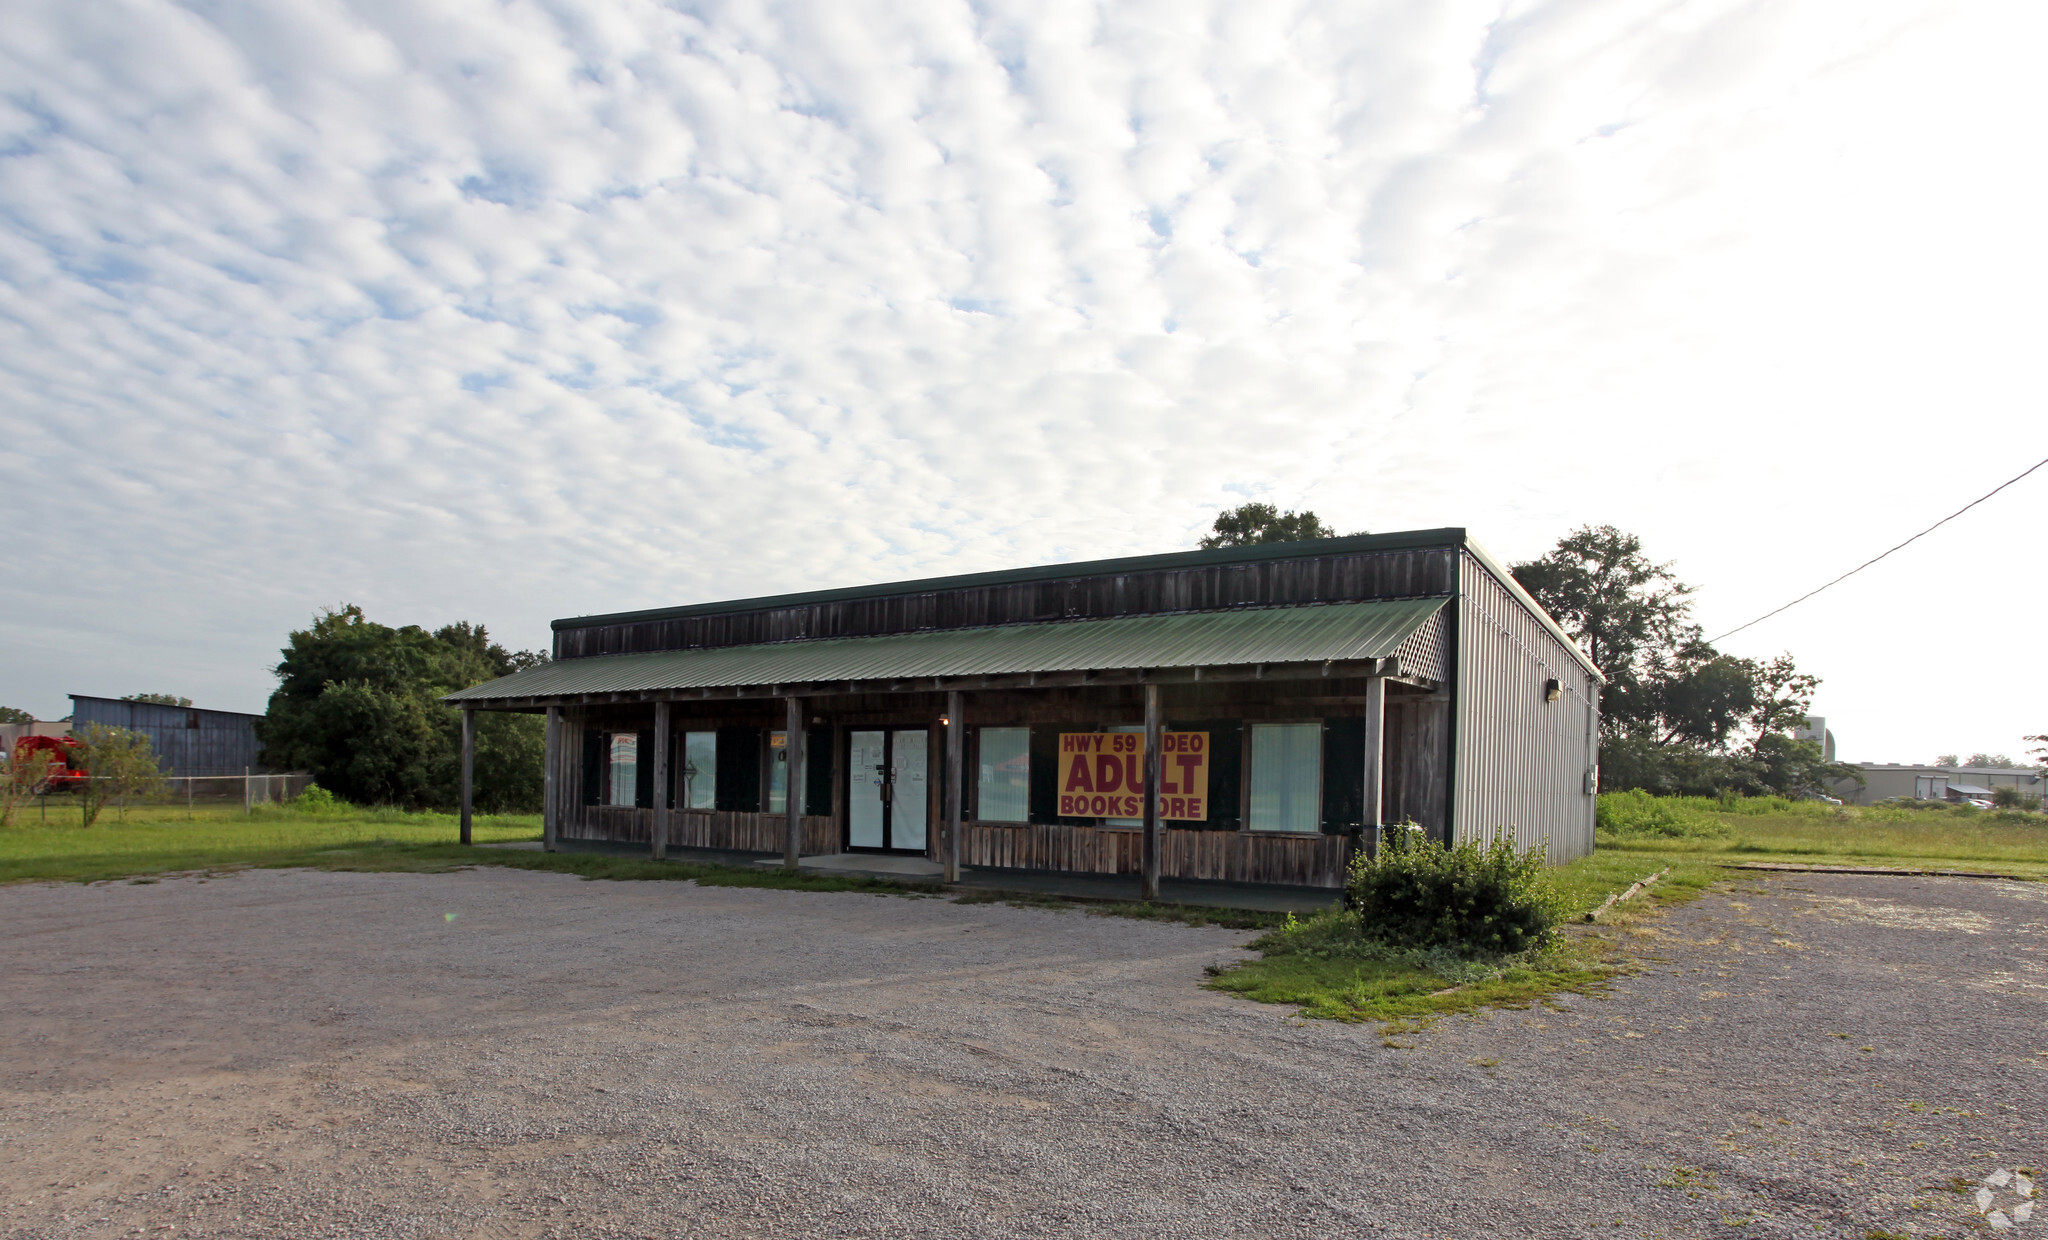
[1201,503,1863,798]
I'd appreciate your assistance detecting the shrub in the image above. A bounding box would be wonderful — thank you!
[291,783,347,814]
[1596,789,1731,838]
[1347,824,1564,956]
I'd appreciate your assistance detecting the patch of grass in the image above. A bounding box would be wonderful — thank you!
[1203,905,1619,1026]
[0,803,541,885]
[1593,792,2048,876]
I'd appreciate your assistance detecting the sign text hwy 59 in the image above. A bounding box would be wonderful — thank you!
[1056,732,1209,820]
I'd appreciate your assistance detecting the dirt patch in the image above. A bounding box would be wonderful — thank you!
[1,868,2042,1238]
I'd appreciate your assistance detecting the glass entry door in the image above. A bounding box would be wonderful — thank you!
[847,729,929,853]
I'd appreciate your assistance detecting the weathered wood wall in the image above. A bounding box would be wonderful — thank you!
[960,822,1350,888]
[562,807,839,855]
[557,546,1457,658]
[1381,695,1450,838]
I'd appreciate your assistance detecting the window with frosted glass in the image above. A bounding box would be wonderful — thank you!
[1247,722,1320,832]
[976,727,1029,822]
[679,732,716,809]
[767,731,803,814]
[607,733,638,807]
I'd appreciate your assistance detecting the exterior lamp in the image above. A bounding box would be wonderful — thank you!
[1544,678,1562,703]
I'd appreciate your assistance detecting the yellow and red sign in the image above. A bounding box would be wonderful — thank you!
[1056,732,1210,820]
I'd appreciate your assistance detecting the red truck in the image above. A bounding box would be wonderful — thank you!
[10,735,87,793]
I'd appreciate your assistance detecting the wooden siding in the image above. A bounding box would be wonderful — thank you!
[1382,695,1450,838]
[558,547,1457,658]
[564,807,839,855]
[1451,553,1599,860]
[960,822,1351,888]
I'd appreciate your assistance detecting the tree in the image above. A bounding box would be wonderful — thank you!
[121,693,192,707]
[72,724,165,826]
[2026,736,2048,768]
[1513,526,1845,798]
[2,739,61,826]
[1965,752,2014,768]
[1199,503,1357,548]
[0,706,33,726]
[254,606,546,811]
[1934,753,1960,767]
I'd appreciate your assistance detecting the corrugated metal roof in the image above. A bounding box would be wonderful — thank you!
[446,598,1448,704]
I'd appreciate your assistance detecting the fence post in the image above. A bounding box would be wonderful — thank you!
[243,767,251,816]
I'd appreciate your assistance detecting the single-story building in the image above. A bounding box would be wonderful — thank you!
[1829,763,2046,806]
[444,529,1603,896]
[68,695,267,777]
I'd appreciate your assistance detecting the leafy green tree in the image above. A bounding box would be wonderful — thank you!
[72,724,165,826]
[1199,503,1357,548]
[254,606,546,811]
[121,693,192,707]
[1965,752,2015,768]
[2025,736,2048,768]
[0,706,34,725]
[1513,526,1851,798]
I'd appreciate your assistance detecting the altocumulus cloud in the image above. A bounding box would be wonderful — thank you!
[0,0,2041,744]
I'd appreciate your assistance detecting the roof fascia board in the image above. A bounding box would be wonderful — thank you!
[445,656,1398,710]
[1457,535,1605,683]
[552,528,1466,632]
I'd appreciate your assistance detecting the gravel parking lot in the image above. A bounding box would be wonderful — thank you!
[2,866,2043,1239]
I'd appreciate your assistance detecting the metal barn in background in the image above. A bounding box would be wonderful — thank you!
[446,529,1602,897]
[68,694,267,777]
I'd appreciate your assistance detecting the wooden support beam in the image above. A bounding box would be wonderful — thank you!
[783,695,804,867]
[944,690,964,884]
[542,706,559,852]
[459,708,475,846]
[1141,681,1162,901]
[1362,674,1386,852]
[651,699,671,861]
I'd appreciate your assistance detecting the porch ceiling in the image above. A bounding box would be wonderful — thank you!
[444,597,1448,708]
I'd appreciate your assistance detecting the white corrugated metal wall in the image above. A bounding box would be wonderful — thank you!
[1450,553,1600,861]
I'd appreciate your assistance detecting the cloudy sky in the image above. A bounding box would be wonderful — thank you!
[3,0,2042,764]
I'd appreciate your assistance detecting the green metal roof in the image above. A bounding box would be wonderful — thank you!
[447,597,1448,705]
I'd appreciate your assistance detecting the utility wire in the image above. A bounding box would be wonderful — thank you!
[1709,453,2048,644]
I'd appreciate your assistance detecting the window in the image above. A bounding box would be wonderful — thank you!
[767,731,804,814]
[976,727,1029,822]
[679,731,716,810]
[1247,722,1320,832]
[606,733,638,808]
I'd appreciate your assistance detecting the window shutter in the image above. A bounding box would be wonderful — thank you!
[804,726,833,816]
[1320,717,1366,832]
[581,727,603,807]
[716,726,761,812]
[636,730,655,809]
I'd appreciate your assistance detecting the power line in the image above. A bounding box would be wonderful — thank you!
[1709,453,2048,645]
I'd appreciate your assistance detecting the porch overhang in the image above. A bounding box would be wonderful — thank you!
[443,596,1448,711]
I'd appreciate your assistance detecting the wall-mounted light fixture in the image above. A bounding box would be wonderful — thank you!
[1544,678,1562,703]
[939,716,951,727]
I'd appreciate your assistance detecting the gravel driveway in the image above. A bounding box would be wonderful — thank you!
[1,866,2042,1239]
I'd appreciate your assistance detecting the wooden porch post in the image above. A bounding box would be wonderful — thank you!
[944,690,964,883]
[783,696,804,867]
[1142,681,1162,901]
[651,699,670,861]
[1362,674,1386,846]
[543,706,559,852]
[459,707,475,846]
